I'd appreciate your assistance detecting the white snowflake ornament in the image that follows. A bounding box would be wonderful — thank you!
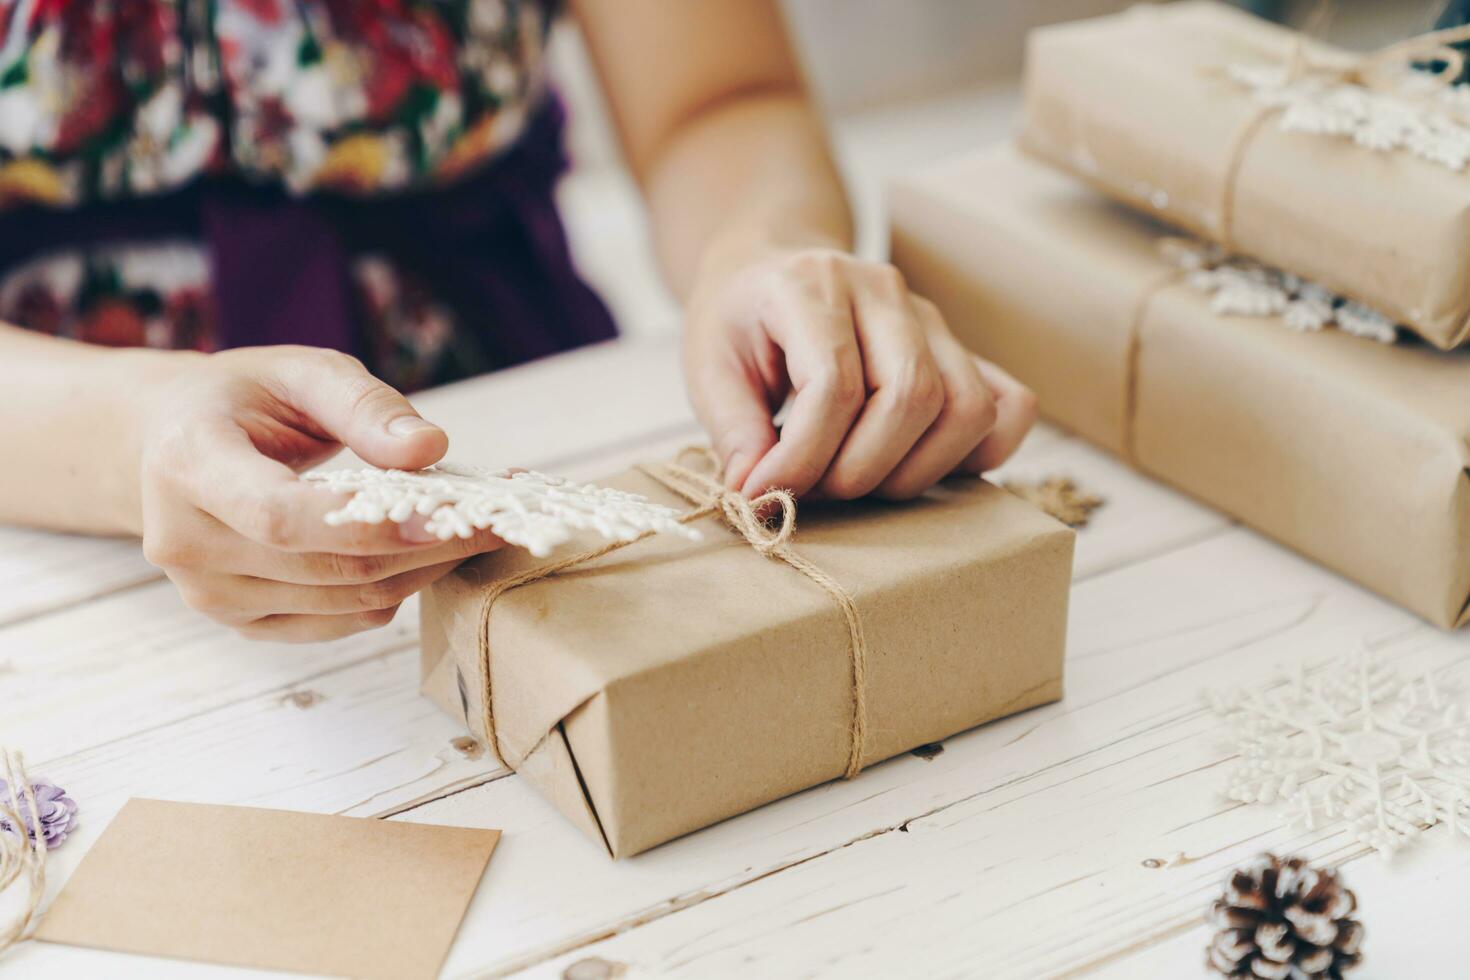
[1229,63,1470,172]
[1334,301,1399,344]
[303,463,702,557]
[1207,651,1470,858]
[1161,238,1398,343]
[1281,283,1335,333]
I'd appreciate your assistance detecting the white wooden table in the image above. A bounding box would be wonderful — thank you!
[4,336,1468,979]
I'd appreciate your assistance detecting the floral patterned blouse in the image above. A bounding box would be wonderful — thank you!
[0,0,615,391]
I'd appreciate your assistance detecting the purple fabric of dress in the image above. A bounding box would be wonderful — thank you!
[0,95,617,387]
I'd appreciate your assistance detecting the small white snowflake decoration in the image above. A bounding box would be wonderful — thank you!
[1207,652,1470,857]
[1161,238,1398,343]
[303,463,701,557]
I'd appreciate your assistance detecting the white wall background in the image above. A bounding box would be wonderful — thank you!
[782,0,1136,111]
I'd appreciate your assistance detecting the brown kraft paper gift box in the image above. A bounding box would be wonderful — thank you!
[1019,0,1470,350]
[890,145,1470,629]
[420,462,1074,857]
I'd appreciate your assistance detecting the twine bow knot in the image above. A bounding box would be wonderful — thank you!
[646,458,796,556]
[474,449,871,780]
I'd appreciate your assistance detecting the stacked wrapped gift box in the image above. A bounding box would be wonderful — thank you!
[422,459,1075,857]
[891,0,1470,630]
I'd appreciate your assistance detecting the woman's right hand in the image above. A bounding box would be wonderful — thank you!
[136,345,501,642]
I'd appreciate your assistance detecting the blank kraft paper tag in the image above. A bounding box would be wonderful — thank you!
[35,798,500,980]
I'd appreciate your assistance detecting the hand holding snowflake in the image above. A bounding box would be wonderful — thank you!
[303,463,702,558]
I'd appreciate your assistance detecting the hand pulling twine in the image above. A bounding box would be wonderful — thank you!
[474,448,872,780]
[0,749,45,958]
[1116,17,1470,463]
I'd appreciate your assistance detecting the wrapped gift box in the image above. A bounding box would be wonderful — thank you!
[421,463,1074,857]
[1020,0,1470,350]
[891,145,1470,628]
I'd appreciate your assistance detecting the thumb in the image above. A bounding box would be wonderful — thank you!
[691,360,779,491]
[279,350,449,470]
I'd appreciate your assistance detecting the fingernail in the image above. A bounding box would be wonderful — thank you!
[723,452,753,489]
[388,415,437,438]
[400,514,439,544]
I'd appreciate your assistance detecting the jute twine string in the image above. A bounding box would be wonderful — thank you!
[0,750,45,958]
[475,448,872,780]
[1119,268,1187,466]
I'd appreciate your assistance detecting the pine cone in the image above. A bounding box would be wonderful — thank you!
[1206,854,1362,979]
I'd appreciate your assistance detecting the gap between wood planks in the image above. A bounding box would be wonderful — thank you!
[28,637,424,771]
[0,568,163,631]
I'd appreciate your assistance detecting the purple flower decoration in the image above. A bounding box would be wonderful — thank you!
[0,776,78,849]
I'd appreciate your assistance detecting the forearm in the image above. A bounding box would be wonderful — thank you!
[642,90,853,298]
[0,325,190,535]
[572,0,1037,501]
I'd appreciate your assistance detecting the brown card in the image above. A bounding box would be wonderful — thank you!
[36,799,500,980]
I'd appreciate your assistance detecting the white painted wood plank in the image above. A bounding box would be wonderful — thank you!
[987,427,1228,580]
[322,527,1363,978]
[0,528,156,627]
[504,533,1466,978]
[29,649,490,826]
[0,579,420,762]
[408,338,691,470]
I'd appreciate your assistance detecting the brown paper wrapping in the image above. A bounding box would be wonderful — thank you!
[1019,0,1470,350]
[890,145,1470,629]
[421,466,1074,857]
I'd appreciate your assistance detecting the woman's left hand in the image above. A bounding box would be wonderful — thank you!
[683,248,1039,500]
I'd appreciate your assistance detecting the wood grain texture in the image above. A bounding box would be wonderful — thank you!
[0,528,157,627]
